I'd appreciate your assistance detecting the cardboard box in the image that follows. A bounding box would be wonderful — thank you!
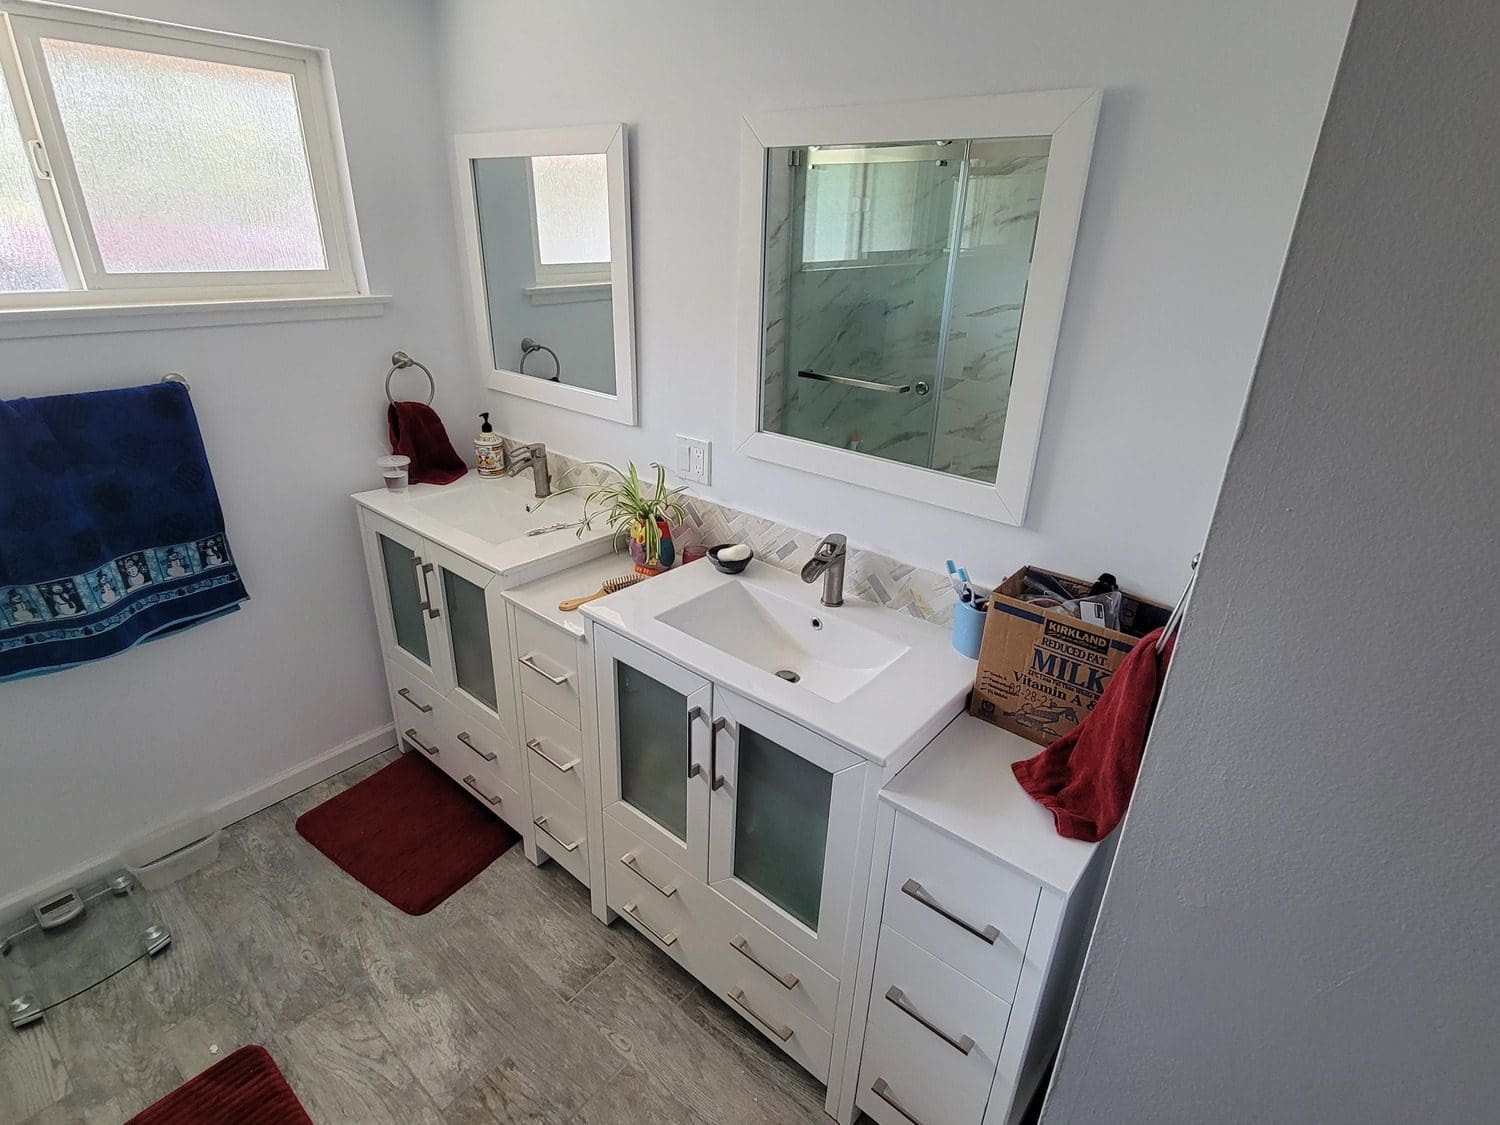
[969,566,1172,746]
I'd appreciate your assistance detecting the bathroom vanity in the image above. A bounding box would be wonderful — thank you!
[353,478,1105,1123]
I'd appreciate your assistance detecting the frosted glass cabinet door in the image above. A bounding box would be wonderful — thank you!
[595,627,711,878]
[709,686,865,969]
[375,527,432,670]
[425,540,506,727]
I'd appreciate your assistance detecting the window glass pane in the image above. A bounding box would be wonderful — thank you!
[0,76,65,291]
[41,38,327,274]
[530,154,609,265]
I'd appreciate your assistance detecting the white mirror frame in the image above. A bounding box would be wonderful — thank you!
[452,122,638,426]
[733,90,1101,524]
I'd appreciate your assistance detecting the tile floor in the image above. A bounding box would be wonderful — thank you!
[0,749,837,1124]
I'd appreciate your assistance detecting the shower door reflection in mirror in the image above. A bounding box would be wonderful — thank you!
[762,138,1049,482]
[736,91,1101,525]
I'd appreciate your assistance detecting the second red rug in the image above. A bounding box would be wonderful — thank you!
[296,750,518,915]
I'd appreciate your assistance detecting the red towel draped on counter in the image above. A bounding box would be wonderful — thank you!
[1012,627,1174,842]
[387,401,467,485]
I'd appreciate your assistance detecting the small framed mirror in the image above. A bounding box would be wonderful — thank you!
[734,91,1100,524]
[453,123,637,425]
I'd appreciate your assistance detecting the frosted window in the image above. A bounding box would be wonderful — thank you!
[41,39,326,274]
[530,154,609,265]
[0,75,65,291]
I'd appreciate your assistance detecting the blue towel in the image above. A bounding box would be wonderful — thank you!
[0,382,248,681]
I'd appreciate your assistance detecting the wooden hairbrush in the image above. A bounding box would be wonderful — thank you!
[558,573,645,612]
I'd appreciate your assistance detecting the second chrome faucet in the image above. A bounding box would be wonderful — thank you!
[801,533,848,607]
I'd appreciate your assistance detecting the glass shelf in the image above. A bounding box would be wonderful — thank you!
[1,871,170,1029]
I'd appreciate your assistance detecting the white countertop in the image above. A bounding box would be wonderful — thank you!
[503,551,639,637]
[353,474,613,586]
[882,714,1098,894]
[583,558,975,766]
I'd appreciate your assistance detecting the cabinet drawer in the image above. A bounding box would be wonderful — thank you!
[521,695,585,810]
[603,813,712,977]
[437,708,522,797]
[513,610,581,724]
[885,814,1039,1000]
[531,773,589,888]
[387,660,440,753]
[704,888,840,1037]
[856,927,1011,1125]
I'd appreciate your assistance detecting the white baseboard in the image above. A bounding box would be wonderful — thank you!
[0,722,396,924]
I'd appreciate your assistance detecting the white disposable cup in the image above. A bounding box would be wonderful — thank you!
[377,455,411,492]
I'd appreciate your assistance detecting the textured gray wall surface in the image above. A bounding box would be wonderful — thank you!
[1043,2,1500,1121]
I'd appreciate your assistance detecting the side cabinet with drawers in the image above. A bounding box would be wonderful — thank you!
[838,717,1112,1125]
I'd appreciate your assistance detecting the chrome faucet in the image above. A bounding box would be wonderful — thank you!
[504,440,551,498]
[801,533,848,607]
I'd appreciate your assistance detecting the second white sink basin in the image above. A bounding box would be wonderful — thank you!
[657,580,909,702]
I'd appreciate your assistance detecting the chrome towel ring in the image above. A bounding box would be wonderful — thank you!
[385,350,435,405]
[519,337,561,382]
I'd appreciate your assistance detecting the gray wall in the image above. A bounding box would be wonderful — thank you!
[1043,2,1500,1121]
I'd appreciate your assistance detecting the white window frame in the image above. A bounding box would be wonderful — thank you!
[524,155,611,290]
[0,0,366,310]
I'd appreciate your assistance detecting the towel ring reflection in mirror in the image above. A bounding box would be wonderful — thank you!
[519,338,561,383]
[385,351,435,405]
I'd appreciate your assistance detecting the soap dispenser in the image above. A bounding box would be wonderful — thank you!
[475,412,504,478]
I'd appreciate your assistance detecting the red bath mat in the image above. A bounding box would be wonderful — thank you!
[127,1045,311,1124]
[296,750,518,915]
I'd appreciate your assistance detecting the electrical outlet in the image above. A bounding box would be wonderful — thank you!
[676,435,711,485]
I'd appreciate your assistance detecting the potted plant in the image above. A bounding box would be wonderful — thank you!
[552,461,689,575]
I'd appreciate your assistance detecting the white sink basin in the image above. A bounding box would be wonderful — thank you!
[406,478,566,543]
[657,580,908,702]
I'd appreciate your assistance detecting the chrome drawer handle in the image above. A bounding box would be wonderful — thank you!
[527,737,579,773]
[519,652,570,685]
[397,687,432,713]
[726,987,793,1042]
[870,1078,923,1124]
[620,852,677,897]
[462,774,501,805]
[457,732,496,762]
[404,728,437,756]
[901,879,1010,948]
[533,815,581,852]
[731,935,798,989]
[622,901,677,947]
[885,985,974,1055]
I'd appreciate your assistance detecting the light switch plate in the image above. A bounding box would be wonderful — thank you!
[675,436,711,485]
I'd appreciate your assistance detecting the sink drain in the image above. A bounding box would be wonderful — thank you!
[775,669,801,684]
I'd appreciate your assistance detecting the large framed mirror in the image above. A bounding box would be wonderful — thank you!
[734,91,1100,523]
[453,123,637,425]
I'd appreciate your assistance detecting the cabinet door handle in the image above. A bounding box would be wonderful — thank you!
[687,705,704,779]
[397,687,432,713]
[527,737,578,773]
[885,986,975,1055]
[462,774,501,805]
[457,731,497,762]
[621,852,677,898]
[413,558,440,620]
[901,879,1010,948]
[533,815,581,852]
[710,716,731,791]
[870,1078,923,1124]
[519,652,570,685]
[726,987,793,1042]
[731,935,798,989]
[622,901,677,947]
[404,728,437,756]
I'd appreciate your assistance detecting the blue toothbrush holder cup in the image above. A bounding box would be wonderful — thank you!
[952,598,987,659]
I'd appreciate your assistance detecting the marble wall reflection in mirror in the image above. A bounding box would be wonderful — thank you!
[761,137,1049,482]
[454,124,637,425]
[735,92,1101,525]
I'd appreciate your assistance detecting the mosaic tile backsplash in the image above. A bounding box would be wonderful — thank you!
[539,446,956,625]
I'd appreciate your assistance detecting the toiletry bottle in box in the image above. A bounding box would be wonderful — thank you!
[475,412,504,477]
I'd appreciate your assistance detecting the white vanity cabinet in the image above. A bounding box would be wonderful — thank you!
[839,717,1111,1125]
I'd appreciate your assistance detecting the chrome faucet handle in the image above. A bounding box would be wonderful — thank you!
[816,533,848,558]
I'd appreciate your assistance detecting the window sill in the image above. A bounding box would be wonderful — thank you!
[0,293,391,340]
[523,282,611,306]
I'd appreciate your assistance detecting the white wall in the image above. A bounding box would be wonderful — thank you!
[0,0,468,906]
[1043,1,1500,1119]
[436,0,1355,604]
